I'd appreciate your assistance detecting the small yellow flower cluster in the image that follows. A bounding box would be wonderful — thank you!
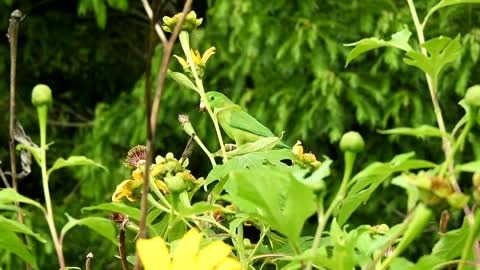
[292,140,320,168]
[137,228,241,270]
[112,146,199,202]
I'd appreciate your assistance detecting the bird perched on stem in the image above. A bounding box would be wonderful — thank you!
[199,91,289,148]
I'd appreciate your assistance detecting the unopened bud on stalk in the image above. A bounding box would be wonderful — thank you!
[465,85,480,107]
[340,131,365,153]
[31,84,52,107]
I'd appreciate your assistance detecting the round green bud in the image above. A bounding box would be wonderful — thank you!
[165,174,186,193]
[465,85,480,107]
[340,131,365,153]
[31,84,52,107]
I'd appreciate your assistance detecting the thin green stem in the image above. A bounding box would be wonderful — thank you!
[248,225,270,260]
[38,106,65,270]
[237,223,248,269]
[190,216,230,233]
[192,135,216,166]
[179,32,228,160]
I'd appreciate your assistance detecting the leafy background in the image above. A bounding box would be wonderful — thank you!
[1,0,479,268]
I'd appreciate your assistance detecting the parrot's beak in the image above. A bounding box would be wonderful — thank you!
[199,100,207,112]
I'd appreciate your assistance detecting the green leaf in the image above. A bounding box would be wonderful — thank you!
[423,0,480,28]
[167,70,198,92]
[336,153,436,225]
[302,158,332,191]
[214,137,282,157]
[392,175,420,211]
[456,160,480,172]
[0,188,45,213]
[0,216,46,243]
[224,166,316,242]
[404,255,445,270]
[404,36,462,80]
[82,202,141,220]
[345,28,412,67]
[0,225,38,269]
[48,156,106,176]
[178,201,222,216]
[92,0,107,29]
[205,149,294,186]
[60,214,118,246]
[378,125,452,140]
[432,217,470,259]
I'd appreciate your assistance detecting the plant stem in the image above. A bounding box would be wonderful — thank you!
[237,223,248,269]
[38,105,65,270]
[119,217,129,270]
[406,0,480,262]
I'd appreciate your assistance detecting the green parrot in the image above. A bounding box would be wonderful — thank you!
[199,91,290,148]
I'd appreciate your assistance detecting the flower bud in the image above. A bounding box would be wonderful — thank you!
[165,174,186,193]
[31,84,52,107]
[162,11,203,33]
[465,85,480,107]
[340,131,365,153]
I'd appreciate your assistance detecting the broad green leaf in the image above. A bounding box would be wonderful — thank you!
[82,202,141,220]
[404,255,445,270]
[205,149,294,186]
[337,153,436,225]
[392,175,420,211]
[404,36,462,80]
[345,28,412,67]
[60,214,118,246]
[214,137,282,157]
[48,156,106,176]
[423,0,480,28]
[432,217,470,259]
[378,125,452,140]
[167,70,198,92]
[0,216,46,243]
[16,143,41,165]
[0,188,45,213]
[0,225,38,269]
[456,160,480,172]
[224,166,316,242]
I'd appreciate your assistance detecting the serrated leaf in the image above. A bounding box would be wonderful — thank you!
[48,156,106,176]
[378,125,452,140]
[0,216,46,243]
[224,166,315,242]
[456,161,480,172]
[337,153,436,225]
[423,0,480,28]
[167,70,198,92]
[345,28,412,67]
[404,36,462,80]
[0,188,45,213]
[432,217,469,259]
[60,214,118,246]
[205,149,294,186]
[0,226,37,268]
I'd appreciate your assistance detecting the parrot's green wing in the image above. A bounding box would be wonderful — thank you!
[228,110,276,138]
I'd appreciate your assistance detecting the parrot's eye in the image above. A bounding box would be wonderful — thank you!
[210,96,214,100]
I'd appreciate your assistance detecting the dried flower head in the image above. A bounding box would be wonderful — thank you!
[124,145,147,168]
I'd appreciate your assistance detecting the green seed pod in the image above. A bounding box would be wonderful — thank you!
[465,85,480,107]
[339,131,365,153]
[31,84,52,107]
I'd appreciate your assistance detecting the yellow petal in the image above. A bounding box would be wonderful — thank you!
[136,237,171,270]
[155,180,169,193]
[215,257,242,270]
[112,180,134,202]
[172,228,201,270]
[191,49,202,65]
[173,55,188,69]
[292,140,304,156]
[201,47,216,64]
[195,241,232,269]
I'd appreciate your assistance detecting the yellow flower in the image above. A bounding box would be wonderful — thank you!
[112,168,144,202]
[292,140,320,168]
[174,47,216,70]
[136,228,241,270]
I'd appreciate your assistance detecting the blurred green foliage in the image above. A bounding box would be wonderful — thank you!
[1,0,480,268]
